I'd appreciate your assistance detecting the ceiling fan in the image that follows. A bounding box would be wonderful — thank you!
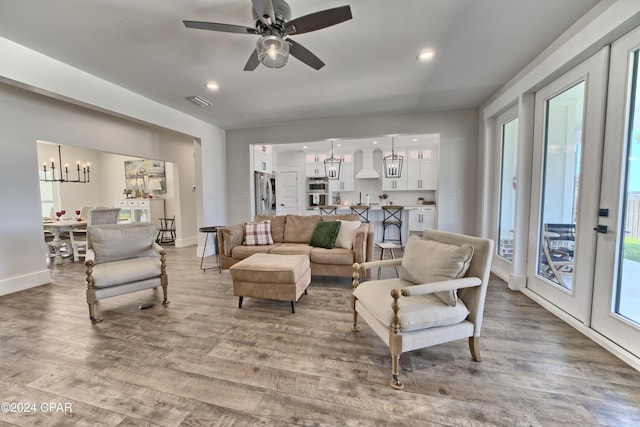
[183,0,352,71]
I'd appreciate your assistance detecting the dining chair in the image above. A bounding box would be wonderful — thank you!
[69,229,88,262]
[88,208,121,225]
[64,206,95,262]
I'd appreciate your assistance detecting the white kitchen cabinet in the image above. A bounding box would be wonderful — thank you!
[329,159,354,192]
[305,163,325,177]
[304,153,328,177]
[116,198,165,229]
[406,148,437,190]
[254,145,272,173]
[407,206,436,232]
[382,174,407,191]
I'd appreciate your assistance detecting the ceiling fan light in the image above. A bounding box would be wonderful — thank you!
[257,35,289,68]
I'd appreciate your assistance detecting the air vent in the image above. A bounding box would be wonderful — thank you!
[185,95,213,107]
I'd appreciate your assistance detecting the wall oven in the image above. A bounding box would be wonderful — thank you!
[306,177,329,209]
[307,177,328,192]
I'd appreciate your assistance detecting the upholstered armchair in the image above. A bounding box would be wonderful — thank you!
[85,223,169,323]
[352,230,493,390]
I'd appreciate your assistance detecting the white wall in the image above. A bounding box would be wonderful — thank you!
[0,82,221,295]
[227,109,479,235]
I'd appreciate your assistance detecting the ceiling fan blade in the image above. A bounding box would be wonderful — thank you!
[251,0,276,24]
[243,49,261,71]
[287,39,325,70]
[183,20,257,35]
[284,5,352,35]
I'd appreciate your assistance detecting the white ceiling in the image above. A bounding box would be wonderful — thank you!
[0,0,600,130]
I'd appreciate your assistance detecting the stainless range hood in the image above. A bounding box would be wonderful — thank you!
[355,148,380,179]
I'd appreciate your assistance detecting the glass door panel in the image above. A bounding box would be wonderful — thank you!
[618,52,640,325]
[537,82,583,290]
[497,116,518,261]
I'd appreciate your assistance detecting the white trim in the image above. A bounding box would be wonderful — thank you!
[522,288,640,372]
[0,271,51,297]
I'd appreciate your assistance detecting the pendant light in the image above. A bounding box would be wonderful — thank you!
[383,137,403,178]
[324,140,342,180]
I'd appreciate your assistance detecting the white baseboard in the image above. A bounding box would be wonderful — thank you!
[521,288,640,372]
[175,236,197,249]
[0,270,50,296]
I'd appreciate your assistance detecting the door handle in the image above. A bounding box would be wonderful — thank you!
[593,225,608,234]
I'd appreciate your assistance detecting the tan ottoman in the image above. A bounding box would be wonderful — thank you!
[229,253,311,313]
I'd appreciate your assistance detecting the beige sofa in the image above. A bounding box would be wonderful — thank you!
[218,214,374,278]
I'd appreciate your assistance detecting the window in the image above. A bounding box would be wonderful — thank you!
[497,117,518,261]
[39,171,59,217]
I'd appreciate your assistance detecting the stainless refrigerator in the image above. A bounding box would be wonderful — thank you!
[254,171,276,216]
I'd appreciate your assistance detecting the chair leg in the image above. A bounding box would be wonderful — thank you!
[88,302,102,324]
[469,336,481,362]
[161,281,170,305]
[351,296,361,332]
[389,353,404,390]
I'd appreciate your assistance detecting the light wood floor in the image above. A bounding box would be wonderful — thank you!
[1,246,640,426]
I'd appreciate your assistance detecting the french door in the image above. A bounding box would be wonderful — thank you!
[591,26,640,358]
[527,49,608,323]
[528,29,640,359]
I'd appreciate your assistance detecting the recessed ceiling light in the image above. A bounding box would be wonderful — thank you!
[417,49,436,62]
[412,138,418,142]
[372,141,378,144]
[336,143,342,147]
[205,81,219,91]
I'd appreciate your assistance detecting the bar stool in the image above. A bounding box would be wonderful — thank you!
[319,206,338,215]
[199,226,221,272]
[381,205,403,246]
[375,242,402,279]
[350,206,370,223]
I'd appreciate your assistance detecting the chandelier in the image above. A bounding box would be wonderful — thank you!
[40,145,91,183]
[383,137,403,178]
[324,140,342,180]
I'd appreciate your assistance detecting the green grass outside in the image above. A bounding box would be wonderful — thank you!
[625,237,640,263]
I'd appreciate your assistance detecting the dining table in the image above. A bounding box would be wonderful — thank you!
[43,219,87,265]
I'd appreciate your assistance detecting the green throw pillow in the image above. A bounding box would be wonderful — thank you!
[309,221,341,249]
